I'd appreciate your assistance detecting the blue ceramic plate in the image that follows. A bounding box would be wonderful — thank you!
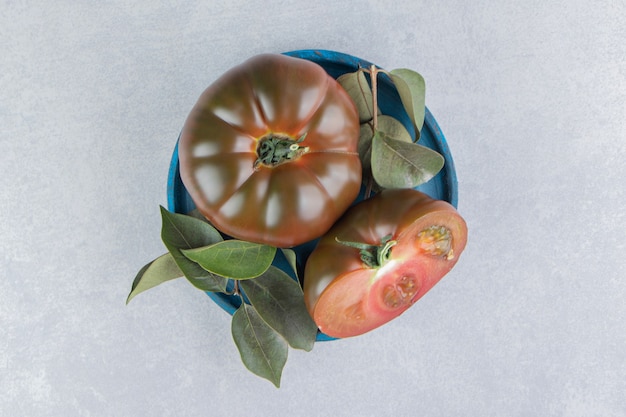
[167,49,458,341]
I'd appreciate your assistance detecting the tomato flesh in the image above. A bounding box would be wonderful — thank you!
[303,189,467,338]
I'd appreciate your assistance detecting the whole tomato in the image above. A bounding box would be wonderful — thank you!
[178,54,361,248]
[303,189,467,338]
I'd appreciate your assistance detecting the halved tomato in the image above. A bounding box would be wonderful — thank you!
[303,189,467,338]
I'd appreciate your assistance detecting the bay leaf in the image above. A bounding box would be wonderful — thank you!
[389,68,426,139]
[358,116,411,182]
[371,130,444,189]
[280,248,298,278]
[181,240,276,280]
[337,70,374,123]
[240,266,317,351]
[377,114,413,143]
[126,252,182,304]
[159,206,229,292]
[232,303,288,388]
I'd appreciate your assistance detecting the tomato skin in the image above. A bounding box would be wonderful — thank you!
[303,189,467,338]
[178,54,361,248]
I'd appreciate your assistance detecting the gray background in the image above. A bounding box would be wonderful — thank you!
[2,1,624,416]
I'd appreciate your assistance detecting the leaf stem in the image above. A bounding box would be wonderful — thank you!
[364,65,381,199]
[365,177,374,199]
[370,65,379,131]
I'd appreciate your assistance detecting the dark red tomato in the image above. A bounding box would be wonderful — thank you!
[178,54,361,248]
[303,189,467,338]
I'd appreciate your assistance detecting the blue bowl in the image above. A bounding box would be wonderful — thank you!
[167,49,458,342]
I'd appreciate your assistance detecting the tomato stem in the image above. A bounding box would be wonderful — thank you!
[254,133,309,169]
[335,234,396,268]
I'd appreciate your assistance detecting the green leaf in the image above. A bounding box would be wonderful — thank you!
[280,248,298,278]
[389,68,426,139]
[159,206,229,292]
[181,240,276,280]
[240,266,317,351]
[371,130,444,189]
[377,114,413,143]
[358,116,413,192]
[126,253,183,304]
[358,121,375,169]
[232,303,288,388]
[358,121,378,194]
[337,70,375,123]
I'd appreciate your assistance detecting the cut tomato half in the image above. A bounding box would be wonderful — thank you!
[303,189,467,338]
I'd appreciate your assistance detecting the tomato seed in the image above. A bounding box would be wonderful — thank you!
[417,225,454,259]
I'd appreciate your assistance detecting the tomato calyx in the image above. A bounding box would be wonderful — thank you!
[335,234,397,269]
[253,133,310,169]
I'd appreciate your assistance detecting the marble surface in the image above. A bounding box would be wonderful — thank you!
[1,1,624,416]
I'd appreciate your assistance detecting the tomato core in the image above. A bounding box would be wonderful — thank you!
[417,225,454,260]
[254,133,310,169]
